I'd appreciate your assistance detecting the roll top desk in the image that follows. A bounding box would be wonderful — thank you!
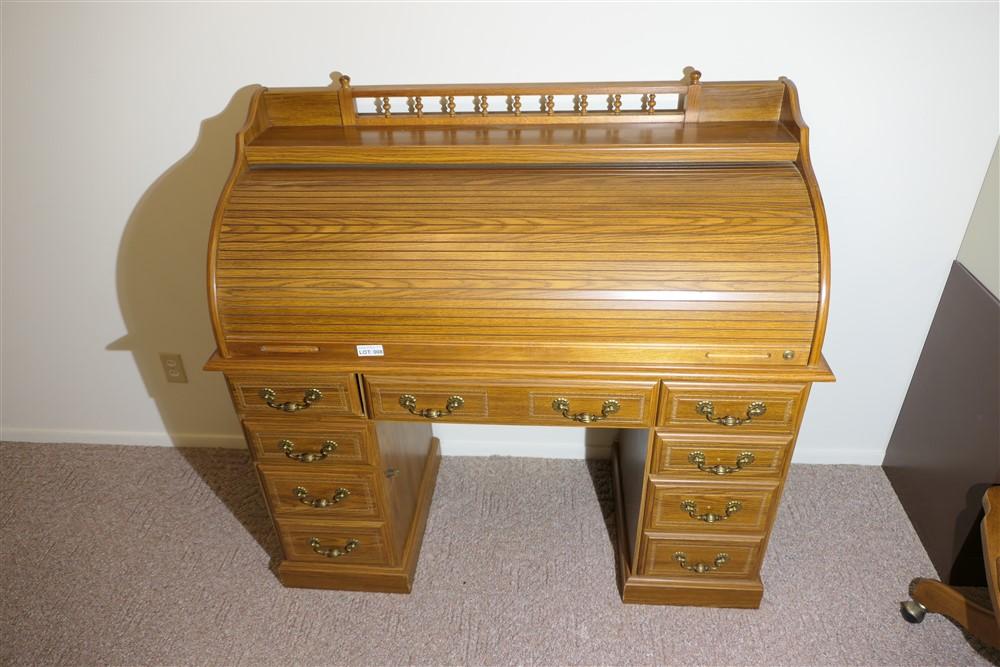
[205,70,834,608]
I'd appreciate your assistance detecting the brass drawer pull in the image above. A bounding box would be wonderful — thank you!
[399,394,464,419]
[672,551,729,573]
[695,400,766,427]
[294,485,350,508]
[680,499,742,523]
[688,450,755,475]
[308,537,359,558]
[552,398,621,423]
[279,439,337,463]
[259,387,322,412]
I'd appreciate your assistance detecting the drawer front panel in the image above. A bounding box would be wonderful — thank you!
[641,534,764,579]
[367,379,489,421]
[365,376,658,426]
[275,518,392,566]
[228,374,364,417]
[243,420,373,466]
[646,481,779,533]
[658,381,806,433]
[652,432,791,479]
[259,466,382,519]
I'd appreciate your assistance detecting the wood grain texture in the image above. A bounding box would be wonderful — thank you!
[622,574,763,608]
[226,373,364,417]
[650,431,792,479]
[214,165,820,367]
[364,375,659,427]
[657,381,806,433]
[375,420,434,560]
[274,517,393,566]
[245,122,799,164]
[639,533,764,579]
[779,77,831,366]
[241,418,374,466]
[204,71,834,607]
[986,487,1000,640]
[257,465,382,519]
[645,479,779,533]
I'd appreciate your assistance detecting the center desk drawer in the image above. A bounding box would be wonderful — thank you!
[227,374,364,418]
[258,466,382,519]
[658,381,807,434]
[364,376,659,426]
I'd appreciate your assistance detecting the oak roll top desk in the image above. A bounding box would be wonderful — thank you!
[205,70,834,608]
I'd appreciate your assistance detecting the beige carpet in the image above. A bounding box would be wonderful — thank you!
[0,442,996,666]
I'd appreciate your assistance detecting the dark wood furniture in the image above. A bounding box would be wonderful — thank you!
[902,486,1000,650]
[205,69,834,607]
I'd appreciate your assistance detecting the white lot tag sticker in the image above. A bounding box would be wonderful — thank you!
[356,344,385,357]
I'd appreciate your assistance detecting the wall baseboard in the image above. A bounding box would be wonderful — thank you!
[1,426,886,465]
[0,427,246,449]
[790,447,885,465]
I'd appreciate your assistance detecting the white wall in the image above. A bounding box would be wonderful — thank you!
[2,2,997,463]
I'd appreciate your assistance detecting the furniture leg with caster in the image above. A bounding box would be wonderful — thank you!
[900,486,1000,650]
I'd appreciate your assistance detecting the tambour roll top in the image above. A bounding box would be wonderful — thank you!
[208,71,831,370]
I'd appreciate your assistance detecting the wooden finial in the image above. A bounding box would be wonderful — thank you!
[339,74,352,89]
[689,70,702,85]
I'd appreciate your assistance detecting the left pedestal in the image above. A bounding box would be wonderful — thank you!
[227,374,439,594]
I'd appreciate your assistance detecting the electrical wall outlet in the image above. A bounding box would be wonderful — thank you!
[159,353,188,383]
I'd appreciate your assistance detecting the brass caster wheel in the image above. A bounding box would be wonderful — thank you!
[900,599,927,623]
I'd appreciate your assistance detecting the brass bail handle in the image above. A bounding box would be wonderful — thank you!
[308,537,359,558]
[294,486,350,508]
[259,387,323,413]
[279,439,337,463]
[688,450,755,475]
[399,394,464,419]
[672,551,729,573]
[552,398,621,423]
[680,499,742,523]
[695,400,766,427]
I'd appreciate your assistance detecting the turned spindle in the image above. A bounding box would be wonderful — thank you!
[613,93,622,114]
[579,94,588,115]
[647,93,656,114]
[513,95,522,116]
[545,94,555,115]
[480,95,488,116]
[447,96,456,117]
[415,96,424,117]
[382,96,391,118]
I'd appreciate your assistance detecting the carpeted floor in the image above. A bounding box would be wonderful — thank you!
[0,442,995,666]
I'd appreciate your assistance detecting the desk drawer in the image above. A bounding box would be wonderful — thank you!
[365,376,658,427]
[658,381,806,434]
[275,518,393,566]
[259,465,382,520]
[645,480,778,533]
[651,432,791,479]
[243,419,374,466]
[640,534,764,579]
[227,374,364,418]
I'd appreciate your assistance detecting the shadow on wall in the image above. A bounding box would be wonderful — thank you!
[107,86,279,557]
[108,86,259,448]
